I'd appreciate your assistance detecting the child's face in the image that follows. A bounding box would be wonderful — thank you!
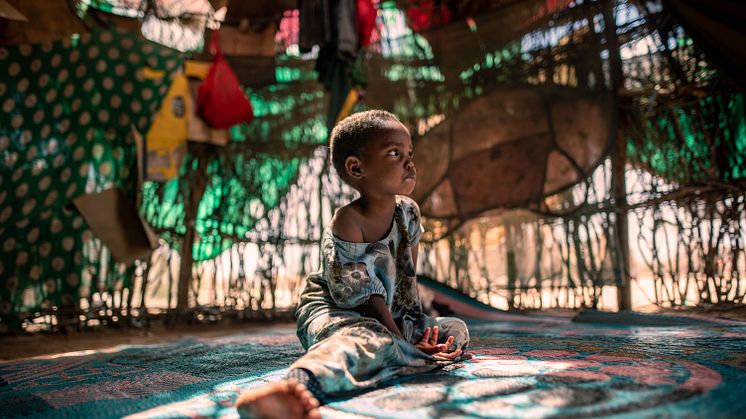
[358,123,416,196]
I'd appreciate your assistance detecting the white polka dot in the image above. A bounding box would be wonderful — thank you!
[40,124,51,138]
[103,77,114,90]
[38,74,49,88]
[39,210,51,220]
[53,154,65,168]
[17,78,29,92]
[20,130,31,144]
[0,136,8,151]
[60,167,70,181]
[58,118,70,133]
[46,277,58,292]
[95,59,107,72]
[51,218,62,233]
[6,276,18,291]
[8,62,21,77]
[66,132,77,145]
[51,53,62,68]
[142,88,153,100]
[39,176,51,191]
[0,82,5,95]
[123,81,134,94]
[15,251,28,265]
[110,95,122,108]
[60,236,74,252]
[122,37,134,49]
[92,144,104,159]
[53,104,63,118]
[11,114,23,129]
[44,190,58,206]
[11,114,23,130]
[66,183,77,198]
[71,98,82,112]
[64,83,75,98]
[91,92,102,106]
[24,93,37,107]
[15,218,28,228]
[18,44,31,56]
[66,272,79,286]
[46,138,58,154]
[21,199,36,215]
[73,146,85,161]
[128,52,139,64]
[98,109,110,123]
[115,64,126,76]
[147,56,158,68]
[74,251,83,264]
[39,242,51,257]
[118,113,131,126]
[79,162,89,177]
[69,49,80,63]
[0,207,11,223]
[107,48,120,60]
[12,168,23,182]
[0,191,5,204]
[87,45,100,59]
[41,41,53,53]
[131,100,142,113]
[100,31,113,43]
[45,88,57,102]
[29,265,42,280]
[73,216,83,229]
[4,151,18,166]
[75,64,87,78]
[59,68,69,82]
[82,230,93,242]
[78,111,91,125]
[100,162,112,176]
[0,48,7,60]
[27,228,39,243]
[82,78,94,92]
[30,59,42,72]
[31,159,44,176]
[1,99,13,113]
[2,237,15,252]
[33,110,44,124]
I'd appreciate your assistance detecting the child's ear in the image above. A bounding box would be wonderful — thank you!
[345,156,364,180]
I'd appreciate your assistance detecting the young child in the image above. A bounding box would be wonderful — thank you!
[236,110,470,418]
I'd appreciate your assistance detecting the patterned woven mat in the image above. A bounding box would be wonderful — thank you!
[2,316,745,418]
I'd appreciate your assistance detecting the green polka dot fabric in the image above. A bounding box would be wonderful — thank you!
[0,29,182,331]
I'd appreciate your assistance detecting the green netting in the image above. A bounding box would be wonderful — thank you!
[626,92,746,183]
[0,29,181,329]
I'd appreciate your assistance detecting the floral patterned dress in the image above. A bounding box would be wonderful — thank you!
[291,196,469,396]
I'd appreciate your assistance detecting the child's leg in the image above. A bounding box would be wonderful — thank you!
[290,316,442,398]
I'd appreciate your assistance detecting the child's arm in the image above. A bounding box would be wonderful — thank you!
[357,295,404,338]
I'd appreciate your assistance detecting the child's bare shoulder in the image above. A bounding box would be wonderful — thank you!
[331,204,364,243]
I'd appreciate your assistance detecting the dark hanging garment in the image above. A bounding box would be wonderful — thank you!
[337,0,358,60]
[298,0,334,53]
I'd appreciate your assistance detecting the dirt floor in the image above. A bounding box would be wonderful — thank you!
[0,320,296,362]
[2,305,744,363]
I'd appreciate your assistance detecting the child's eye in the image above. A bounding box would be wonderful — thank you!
[387,149,400,156]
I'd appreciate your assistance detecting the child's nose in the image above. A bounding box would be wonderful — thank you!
[405,157,415,170]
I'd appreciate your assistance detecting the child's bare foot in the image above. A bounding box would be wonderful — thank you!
[235,380,321,419]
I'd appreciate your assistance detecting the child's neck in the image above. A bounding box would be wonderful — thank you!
[355,194,397,217]
[353,194,398,240]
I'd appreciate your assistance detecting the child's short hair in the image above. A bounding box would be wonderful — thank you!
[329,109,402,184]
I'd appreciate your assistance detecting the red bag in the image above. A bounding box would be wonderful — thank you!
[197,32,254,129]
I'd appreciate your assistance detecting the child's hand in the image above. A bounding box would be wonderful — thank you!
[415,326,457,356]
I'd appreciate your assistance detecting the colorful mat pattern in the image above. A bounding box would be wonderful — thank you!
[1,314,745,418]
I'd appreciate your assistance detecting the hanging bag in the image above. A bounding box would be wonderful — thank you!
[197,31,254,129]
